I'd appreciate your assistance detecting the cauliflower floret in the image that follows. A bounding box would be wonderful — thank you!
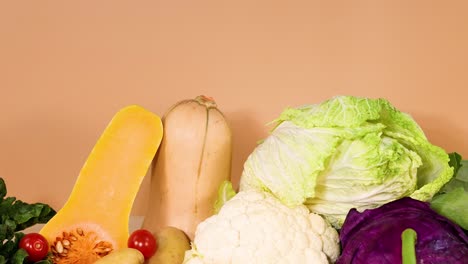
[184,190,340,264]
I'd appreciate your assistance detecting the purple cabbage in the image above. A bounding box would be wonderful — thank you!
[337,197,468,264]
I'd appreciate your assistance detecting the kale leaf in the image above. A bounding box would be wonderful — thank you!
[0,178,56,263]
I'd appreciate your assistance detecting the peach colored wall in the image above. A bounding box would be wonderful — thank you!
[1,1,467,216]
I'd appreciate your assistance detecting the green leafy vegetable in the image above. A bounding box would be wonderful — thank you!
[431,153,468,230]
[401,228,417,264]
[33,260,53,264]
[447,152,462,177]
[240,96,454,227]
[10,249,28,264]
[213,181,237,214]
[9,248,52,264]
[439,153,468,193]
[431,187,468,230]
[0,178,56,263]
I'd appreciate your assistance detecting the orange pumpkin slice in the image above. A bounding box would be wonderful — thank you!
[40,105,163,264]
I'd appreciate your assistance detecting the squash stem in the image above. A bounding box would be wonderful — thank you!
[401,228,417,264]
[195,95,217,108]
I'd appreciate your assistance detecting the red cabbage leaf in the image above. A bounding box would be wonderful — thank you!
[337,197,468,264]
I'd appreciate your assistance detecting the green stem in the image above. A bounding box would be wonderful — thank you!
[195,95,217,108]
[401,228,418,264]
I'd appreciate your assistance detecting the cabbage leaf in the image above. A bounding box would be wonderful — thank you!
[240,96,454,226]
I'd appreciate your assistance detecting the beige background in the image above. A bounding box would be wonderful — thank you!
[1,1,467,216]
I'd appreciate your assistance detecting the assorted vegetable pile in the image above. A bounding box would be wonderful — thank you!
[188,96,468,263]
[1,95,467,263]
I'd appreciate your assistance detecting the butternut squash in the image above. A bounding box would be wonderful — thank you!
[40,105,163,264]
[143,95,232,240]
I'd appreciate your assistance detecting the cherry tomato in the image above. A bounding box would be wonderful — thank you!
[127,229,157,259]
[19,233,49,262]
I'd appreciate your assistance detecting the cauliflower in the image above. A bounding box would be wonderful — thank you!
[183,190,340,264]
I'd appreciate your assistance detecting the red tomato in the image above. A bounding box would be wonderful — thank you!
[127,229,157,259]
[19,233,49,262]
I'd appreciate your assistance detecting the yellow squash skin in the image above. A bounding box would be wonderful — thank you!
[40,105,163,262]
[143,96,232,240]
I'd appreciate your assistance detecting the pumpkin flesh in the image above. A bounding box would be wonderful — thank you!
[40,105,163,263]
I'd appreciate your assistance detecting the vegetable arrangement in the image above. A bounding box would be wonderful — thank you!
[1,95,467,264]
[186,96,467,263]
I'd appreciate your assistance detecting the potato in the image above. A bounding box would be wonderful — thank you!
[148,226,191,264]
[95,248,144,264]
